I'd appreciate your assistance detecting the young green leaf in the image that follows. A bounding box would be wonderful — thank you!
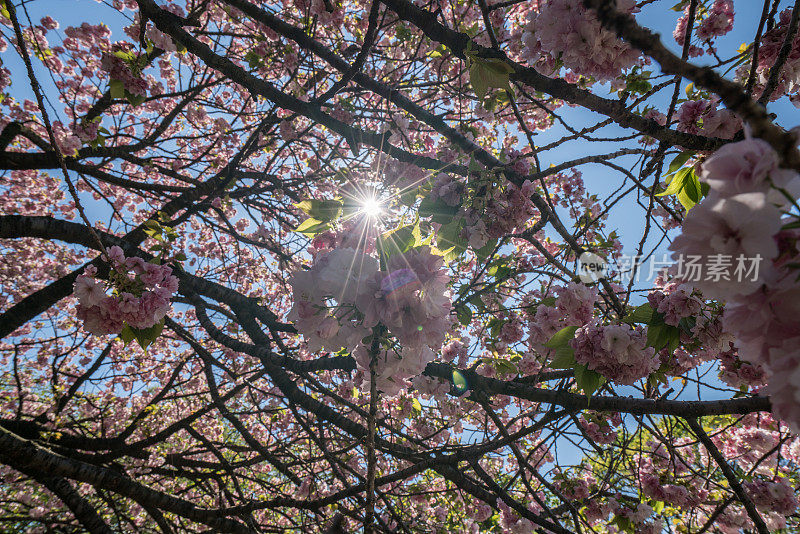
[545,325,579,349]
[455,303,472,326]
[549,346,576,370]
[295,218,329,237]
[296,199,343,222]
[668,151,695,174]
[574,364,604,400]
[469,56,515,101]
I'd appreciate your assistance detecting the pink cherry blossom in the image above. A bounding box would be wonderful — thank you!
[571,322,657,385]
[668,192,782,299]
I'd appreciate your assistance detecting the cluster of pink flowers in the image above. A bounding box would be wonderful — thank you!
[411,375,450,399]
[718,349,767,389]
[636,439,711,508]
[383,158,428,192]
[641,473,707,508]
[441,337,468,366]
[673,1,734,57]
[716,414,782,474]
[578,411,622,445]
[144,26,176,54]
[669,136,800,428]
[675,99,741,139]
[553,471,593,500]
[429,173,464,207]
[528,282,597,352]
[744,478,799,516]
[570,322,657,385]
[584,497,661,532]
[647,282,701,327]
[483,179,538,239]
[287,247,378,352]
[73,119,100,143]
[288,246,451,395]
[736,8,800,104]
[73,246,179,336]
[696,0,734,41]
[100,47,148,97]
[63,22,112,51]
[496,498,537,534]
[521,0,641,83]
[460,209,490,251]
[53,121,82,157]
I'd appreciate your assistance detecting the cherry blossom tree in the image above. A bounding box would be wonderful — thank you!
[1,0,800,532]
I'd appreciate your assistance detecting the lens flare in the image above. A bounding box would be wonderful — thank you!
[452,370,469,396]
[360,196,383,218]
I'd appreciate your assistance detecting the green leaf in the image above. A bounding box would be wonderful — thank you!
[112,50,137,63]
[244,50,263,69]
[677,169,702,211]
[612,514,635,534]
[0,1,9,19]
[668,151,695,174]
[378,225,416,258]
[469,56,515,100]
[475,238,498,262]
[296,199,343,222]
[539,296,557,307]
[549,346,576,370]
[656,167,691,197]
[295,218,329,237]
[438,219,466,262]
[678,316,696,336]
[125,90,146,107]
[129,319,165,351]
[494,358,519,376]
[118,324,136,346]
[545,325,579,349]
[646,323,681,353]
[399,187,419,206]
[109,79,126,99]
[488,262,514,281]
[652,500,665,514]
[455,304,472,326]
[469,293,486,312]
[656,165,704,212]
[574,364,603,400]
[418,195,458,224]
[411,222,423,247]
[488,318,504,338]
[427,44,447,59]
[623,302,656,325]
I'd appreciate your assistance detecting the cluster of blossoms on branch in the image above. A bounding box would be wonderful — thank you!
[646,281,702,327]
[669,135,800,428]
[570,321,657,385]
[99,45,148,97]
[386,159,541,250]
[288,244,451,395]
[736,7,800,106]
[578,411,622,444]
[673,0,734,58]
[73,246,178,336]
[584,496,663,534]
[521,0,641,84]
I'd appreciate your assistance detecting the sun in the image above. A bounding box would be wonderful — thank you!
[359,196,383,218]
